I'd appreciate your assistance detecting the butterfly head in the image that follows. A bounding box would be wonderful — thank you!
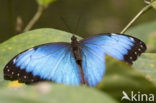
[71,35,77,41]
[71,35,78,43]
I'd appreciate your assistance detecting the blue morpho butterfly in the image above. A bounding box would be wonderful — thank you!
[3,33,146,87]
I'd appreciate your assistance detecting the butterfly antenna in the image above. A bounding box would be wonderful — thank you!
[60,16,73,34]
[74,1,89,34]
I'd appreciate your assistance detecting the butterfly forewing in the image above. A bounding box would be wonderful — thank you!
[80,33,146,64]
[4,43,82,85]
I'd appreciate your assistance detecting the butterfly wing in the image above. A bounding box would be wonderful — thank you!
[80,44,106,87]
[4,43,82,85]
[80,33,146,86]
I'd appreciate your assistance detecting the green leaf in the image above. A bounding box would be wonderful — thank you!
[146,30,156,52]
[97,56,156,101]
[0,83,118,103]
[0,28,81,83]
[36,0,56,6]
[133,53,156,85]
[151,0,156,9]
[126,20,156,42]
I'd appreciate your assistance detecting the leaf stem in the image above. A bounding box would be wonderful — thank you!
[120,3,152,34]
[24,5,44,32]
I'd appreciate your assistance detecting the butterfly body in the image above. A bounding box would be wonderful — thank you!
[71,36,86,84]
[3,33,146,87]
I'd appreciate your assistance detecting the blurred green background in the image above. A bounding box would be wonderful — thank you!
[1,0,156,43]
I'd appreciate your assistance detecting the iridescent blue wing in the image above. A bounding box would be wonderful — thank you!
[80,44,106,87]
[80,33,146,87]
[4,43,82,85]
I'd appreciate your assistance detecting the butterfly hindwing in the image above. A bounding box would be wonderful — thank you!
[4,43,82,85]
[80,43,106,87]
[80,33,146,86]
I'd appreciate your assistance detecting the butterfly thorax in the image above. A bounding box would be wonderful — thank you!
[71,36,81,61]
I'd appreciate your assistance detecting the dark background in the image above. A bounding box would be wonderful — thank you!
[0,0,156,43]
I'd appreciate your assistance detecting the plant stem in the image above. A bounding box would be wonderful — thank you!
[120,4,152,34]
[24,5,44,32]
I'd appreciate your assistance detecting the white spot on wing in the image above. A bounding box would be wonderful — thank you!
[129,37,134,41]
[13,58,16,64]
[140,45,143,48]
[24,76,27,79]
[17,73,20,76]
[28,48,34,51]
[111,33,117,36]
[138,48,141,51]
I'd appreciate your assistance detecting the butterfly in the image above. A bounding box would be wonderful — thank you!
[3,33,146,87]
